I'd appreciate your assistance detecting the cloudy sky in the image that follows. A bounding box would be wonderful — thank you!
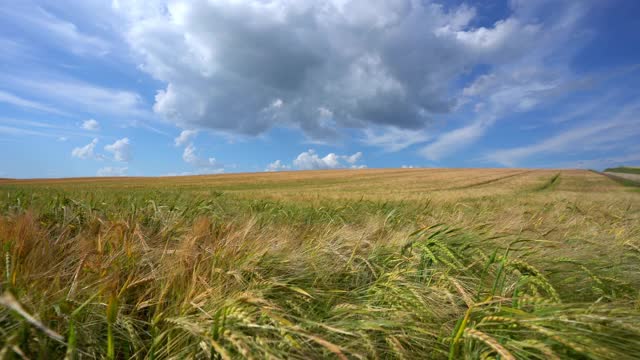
[1,0,639,178]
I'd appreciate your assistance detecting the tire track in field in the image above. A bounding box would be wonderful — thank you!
[414,170,516,191]
[533,173,560,191]
[441,170,533,190]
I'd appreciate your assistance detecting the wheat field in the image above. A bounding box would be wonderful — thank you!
[1,169,639,359]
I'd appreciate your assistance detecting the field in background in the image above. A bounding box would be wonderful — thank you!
[604,166,640,175]
[603,166,640,184]
[0,168,622,198]
[1,169,639,359]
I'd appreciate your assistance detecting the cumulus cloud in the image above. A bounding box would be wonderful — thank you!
[173,129,224,172]
[293,149,365,170]
[174,129,197,146]
[182,143,220,169]
[71,138,98,159]
[97,166,128,177]
[344,152,363,164]
[104,137,131,162]
[113,0,564,141]
[265,160,289,172]
[266,149,366,171]
[81,119,99,131]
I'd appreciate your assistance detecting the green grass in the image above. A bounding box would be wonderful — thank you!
[604,166,640,175]
[0,170,639,359]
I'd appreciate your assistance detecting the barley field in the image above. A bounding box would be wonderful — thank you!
[1,169,639,359]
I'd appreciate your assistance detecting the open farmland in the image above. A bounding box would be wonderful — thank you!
[604,167,640,184]
[1,169,639,359]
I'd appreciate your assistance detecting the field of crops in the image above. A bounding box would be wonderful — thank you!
[1,169,639,359]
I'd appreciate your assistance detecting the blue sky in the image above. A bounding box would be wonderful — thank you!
[1,0,639,178]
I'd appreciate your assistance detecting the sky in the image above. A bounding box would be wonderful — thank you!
[1,0,639,178]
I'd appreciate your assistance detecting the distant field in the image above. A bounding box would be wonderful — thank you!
[603,167,640,184]
[604,166,640,175]
[0,168,624,199]
[1,169,639,359]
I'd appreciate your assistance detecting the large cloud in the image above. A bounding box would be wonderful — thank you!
[97,166,128,177]
[265,160,290,172]
[182,143,218,168]
[419,2,592,160]
[81,119,100,131]
[71,138,98,159]
[115,0,547,140]
[267,149,365,171]
[104,137,131,162]
[294,149,363,170]
[174,129,197,146]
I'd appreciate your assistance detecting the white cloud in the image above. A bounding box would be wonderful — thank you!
[0,118,97,140]
[419,66,585,160]
[293,149,365,170]
[2,75,149,120]
[548,94,616,124]
[420,118,493,161]
[0,118,59,129]
[269,99,283,110]
[71,138,98,159]
[463,68,564,113]
[182,143,220,170]
[104,137,131,162]
[175,131,224,172]
[362,127,432,152]
[97,166,128,177]
[265,160,289,172]
[165,168,225,176]
[437,18,540,55]
[174,129,197,146]
[265,149,366,171]
[81,119,100,131]
[112,0,575,140]
[162,171,196,177]
[1,5,110,56]
[0,89,66,115]
[345,152,363,164]
[415,1,592,160]
[0,125,52,137]
[485,104,640,166]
